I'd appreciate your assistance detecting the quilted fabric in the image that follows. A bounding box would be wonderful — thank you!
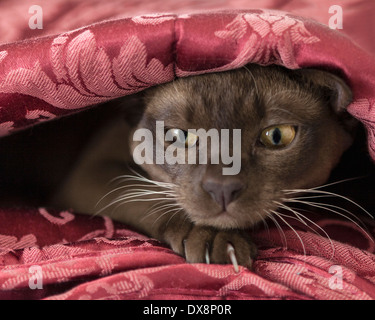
[1,208,375,300]
[0,0,375,300]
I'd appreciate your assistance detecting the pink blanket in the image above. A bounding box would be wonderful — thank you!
[0,0,375,300]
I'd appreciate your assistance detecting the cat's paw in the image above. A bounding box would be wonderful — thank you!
[163,223,257,271]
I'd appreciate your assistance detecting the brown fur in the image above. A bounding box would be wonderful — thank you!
[0,64,356,268]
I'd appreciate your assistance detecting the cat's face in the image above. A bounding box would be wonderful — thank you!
[130,64,355,229]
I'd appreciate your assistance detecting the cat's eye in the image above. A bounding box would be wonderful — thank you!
[169,129,199,148]
[260,125,297,149]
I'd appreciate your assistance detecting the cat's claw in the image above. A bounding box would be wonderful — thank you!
[226,243,239,273]
[165,222,256,270]
[205,243,240,273]
[205,244,210,264]
[173,225,257,271]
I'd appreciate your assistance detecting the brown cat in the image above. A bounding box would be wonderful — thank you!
[47,64,357,270]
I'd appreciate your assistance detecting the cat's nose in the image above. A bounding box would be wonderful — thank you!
[202,178,244,211]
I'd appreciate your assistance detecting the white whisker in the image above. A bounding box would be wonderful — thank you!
[110,173,175,189]
[275,201,308,226]
[274,201,335,260]
[153,206,184,226]
[300,176,365,191]
[284,188,373,219]
[270,209,307,256]
[255,211,269,234]
[141,202,181,222]
[95,171,179,218]
[285,198,362,224]
[264,209,288,249]
[290,195,334,201]
[285,198,374,242]
[96,193,175,216]
[166,208,184,227]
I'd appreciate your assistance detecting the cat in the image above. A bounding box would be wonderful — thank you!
[45,64,359,270]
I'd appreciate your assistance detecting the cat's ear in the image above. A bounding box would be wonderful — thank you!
[300,69,352,112]
[300,69,357,131]
[323,72,353,115]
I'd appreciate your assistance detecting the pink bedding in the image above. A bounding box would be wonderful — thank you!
[0,0,375,300]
